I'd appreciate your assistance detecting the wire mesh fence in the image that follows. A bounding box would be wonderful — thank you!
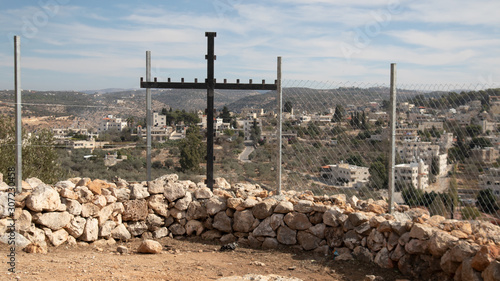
[1,81,500,226]
[278,80,500,225]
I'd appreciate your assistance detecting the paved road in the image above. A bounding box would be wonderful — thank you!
[239,141,255,163]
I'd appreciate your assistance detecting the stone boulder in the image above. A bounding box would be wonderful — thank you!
[25,184,61,212]
[137,239,162,254]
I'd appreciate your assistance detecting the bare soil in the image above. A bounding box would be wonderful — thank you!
[2,237,409,281]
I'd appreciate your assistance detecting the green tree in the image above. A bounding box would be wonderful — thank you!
[179,127,206,172]
[249,119,261,145]
[333,104,344,123]
[0,116,64,184]
[284,101,293,113]
[220,106,232,123]
[476,189,499,213]
[369,161,387,189]
[345,154,364,167]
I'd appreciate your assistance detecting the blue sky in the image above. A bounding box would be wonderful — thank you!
[0,0,499,91]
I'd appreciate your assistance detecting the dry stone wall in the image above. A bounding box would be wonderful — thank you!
[1,174,500,280]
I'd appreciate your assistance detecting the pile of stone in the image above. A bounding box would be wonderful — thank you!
[1,174,500,280]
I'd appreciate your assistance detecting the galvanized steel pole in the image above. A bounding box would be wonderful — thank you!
[146,51,152,182]
[14,36,22,193]
[277,57,282,195]
[388,63,397,214]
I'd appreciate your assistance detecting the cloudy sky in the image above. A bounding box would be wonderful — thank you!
[0,0,499,91]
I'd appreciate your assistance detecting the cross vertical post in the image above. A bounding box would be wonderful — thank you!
[206,32,216,190]
[140,32,278,192]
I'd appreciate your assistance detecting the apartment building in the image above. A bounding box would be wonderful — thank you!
[320,163,370,188]
[478,168,500,197]
[394,160,429,190]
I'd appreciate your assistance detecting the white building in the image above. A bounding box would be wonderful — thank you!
[320,163,370,188]
[98,115,128,132]
[394,160,429,190]
[479,168,500,197]
[153,112,167,127]
[396,140,448,176]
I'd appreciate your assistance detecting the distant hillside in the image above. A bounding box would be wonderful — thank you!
[226,87,423,113]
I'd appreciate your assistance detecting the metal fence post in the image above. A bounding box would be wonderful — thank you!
[146,51,152,183]
[277,56,282,195]
[14,36,22,193]
[388,63,397,213]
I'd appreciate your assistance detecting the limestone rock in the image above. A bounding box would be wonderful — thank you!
[164,182,186,202]
[148,195,169,217]
[81,203,100,218]
[186,201,207,220]
[113,187,130,202]
[174,191,192,211]
[153,227,169,239]
[374,248,394,269]
[99,220,117,238]
[409,223,435,240]
[97,204,115,226]
[428,230,459,256]
[65,216,86,238]
[137,239,162,254]
[25,184,61,212]
[277,225,296,245]
[87,179,110,195]
[185,220,204,236]
[111,224,131,240]
[262,237,279,249]
[147,180,165,194]
[482,260,500,281]
[122,200,148,221]
[294,200,314,213]
[206,196,227,216]
[66,199,82,216]
[283,212,312,230]
[297,230,320,250]
[274,201,294,213]
[74,186,94,203]
[130,183,150,200]
[461,257,482,281]
[472,245,500,272]
[48,229,69,247]
[348,212,369,227]
[80,217,98,242]
[213,211,232,233]
[252,217,276,237]
[169,223,186,236]
[323,207,342,227]
[127,221,148,236]
[59,188,78,200]
[35,211,72,230]
[194,187,213,199]
[353,246,373,263]
[308,223,326,239]
[233,209,255,233]
[146,214,164,230]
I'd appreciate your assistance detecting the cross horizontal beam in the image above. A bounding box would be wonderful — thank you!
[140,78,277,91]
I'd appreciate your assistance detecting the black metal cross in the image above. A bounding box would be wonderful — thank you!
[140,32,277,190]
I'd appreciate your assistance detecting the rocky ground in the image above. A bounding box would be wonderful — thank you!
[2,237,409,281]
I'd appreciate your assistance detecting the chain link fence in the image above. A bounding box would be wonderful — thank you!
[1,80,499,226]
[275,80,500,225]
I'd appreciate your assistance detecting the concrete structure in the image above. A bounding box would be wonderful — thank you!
[98,115,127,132]
[238,118,263,141]
[153,112,167,127]
[320,163,370,188]
[478,168,500,197]
[135,125,173,143]
[394,160,429,190]
[470,147,499,164]
[396,140,448,176]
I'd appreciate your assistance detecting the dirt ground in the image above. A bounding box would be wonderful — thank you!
[2,237,410,281]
